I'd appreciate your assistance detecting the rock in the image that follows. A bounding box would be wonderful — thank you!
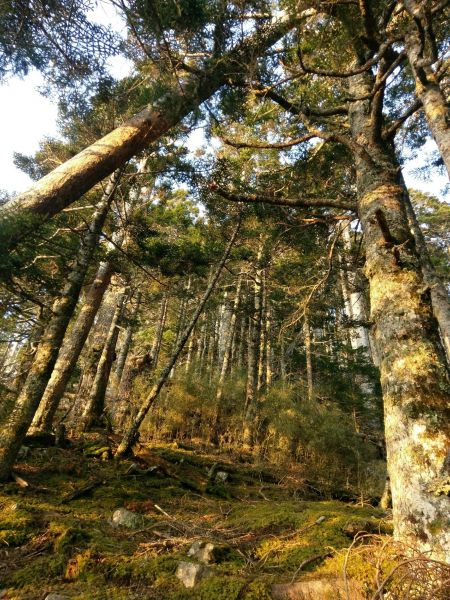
[215,471,229,483]
[272,578,364,599]
[44,594,70,600]
[175,561,211,588]
[187,540,216,564]
[111,507,146,529]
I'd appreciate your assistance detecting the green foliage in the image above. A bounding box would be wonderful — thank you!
[0,0,118,95]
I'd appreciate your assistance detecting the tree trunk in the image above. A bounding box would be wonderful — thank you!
[150,294,168,371]
[349,69,450,559]
[0,172,120,481]
[115,220,241,457]
[304,312,313,401]
[401,176,450,364]
[243,246,263,446]
[30,260,114,433]
[213,274,242,441]
[114,292,142,384]
[257,269,267,392]
[265,300,273,387]
[82,288,127,431]
[402,2,450,177]
[0,14,295,253]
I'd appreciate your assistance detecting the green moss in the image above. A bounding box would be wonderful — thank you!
[100,553,179,585]
[172,575,244,600]
[0,503,37,547]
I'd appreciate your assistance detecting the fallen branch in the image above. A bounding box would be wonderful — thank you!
[60,478,103,504]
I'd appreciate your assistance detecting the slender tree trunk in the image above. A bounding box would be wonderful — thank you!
[280,331,287,383]
[340,225,372,351]
[402,1,450,177]
[150,294,168,370]
[114,292,142,385]
[257,270,267,392]
[237,315,246,372]
[401,176,450,363]
[30,260,114,433]
[82,288,127,431]
[0,14,295,253]
[213,274,242,441]
[243,246,263,446]
[0,172,120,481]
[304,312,313,401]
[115,220,241,457]
[185,334,195,373]
[349,69,450,559]
[265,300,272,387]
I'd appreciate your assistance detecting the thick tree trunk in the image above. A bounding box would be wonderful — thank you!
[0,14,295,253]
[30,260,114,433]
[0,173,119,480]
[115,221,240,457]
[213,274,242,441]
[82,288,127,431]
[349,70,450,559]
[402,2,450,177]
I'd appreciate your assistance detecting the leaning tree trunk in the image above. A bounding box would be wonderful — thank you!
[82,288,127,431]
[115,220,241,457]
[0,13,296,254]
[402,1,450,177]
[30,259,114,433]
[0,172,120,481]
[349,69,450,560]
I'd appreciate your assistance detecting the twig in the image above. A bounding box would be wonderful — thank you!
[290,551,333,583]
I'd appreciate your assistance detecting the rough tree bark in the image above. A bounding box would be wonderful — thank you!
[0,171,120,480]
[115,220,241,457]
[348,67,450,559]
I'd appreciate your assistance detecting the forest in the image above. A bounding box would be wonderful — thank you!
[0,1,449,599]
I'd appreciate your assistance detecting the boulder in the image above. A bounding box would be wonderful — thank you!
[175,561,211,588]
[44,594,70,600]
[111,507,146,529]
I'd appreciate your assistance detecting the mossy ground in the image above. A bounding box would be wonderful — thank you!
[0,437,389,599]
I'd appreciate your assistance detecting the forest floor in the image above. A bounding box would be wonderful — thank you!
[0,434,393,600]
